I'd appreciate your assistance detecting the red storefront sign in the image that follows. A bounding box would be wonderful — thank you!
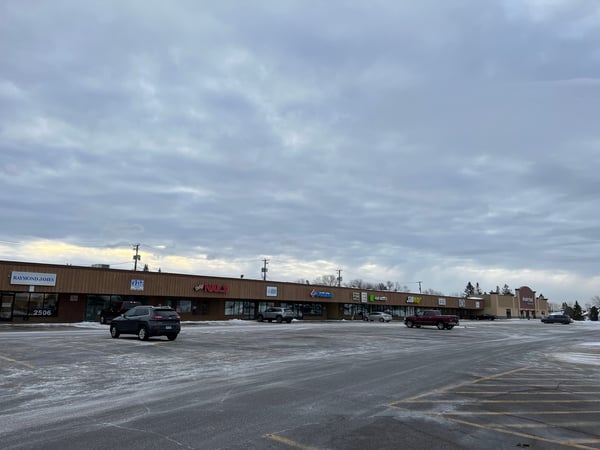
[193,283,229,294]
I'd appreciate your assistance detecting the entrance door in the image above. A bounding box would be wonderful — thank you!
[0,294,14,321]
[242,302,255,320]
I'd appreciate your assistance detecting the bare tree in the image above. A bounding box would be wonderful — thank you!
[313,275,337,286]
[423,288,444,295]
[346,279,364,288]
[394,282,409,292]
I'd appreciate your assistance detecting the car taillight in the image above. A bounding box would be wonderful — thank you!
[151,315,163,320]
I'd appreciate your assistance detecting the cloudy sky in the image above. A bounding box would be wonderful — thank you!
[1,1,599,303]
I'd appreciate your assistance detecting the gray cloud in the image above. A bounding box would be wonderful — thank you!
[1,1,599,302]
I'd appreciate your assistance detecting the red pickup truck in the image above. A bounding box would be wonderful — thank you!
[404,310,459,330]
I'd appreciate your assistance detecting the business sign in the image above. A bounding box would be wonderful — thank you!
[361,292,368,303]
[11,271,56,286]
[438,298,447,306]
[193,282,229,294]
[130,279,144,291]
[369,294,388,302]
[407,296,421,304]
[310,289,333,298]
[352,292,361,301]
[519,286,535,309]
[266,286,278,297]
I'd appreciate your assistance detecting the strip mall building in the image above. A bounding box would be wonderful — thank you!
[0,260,549,323]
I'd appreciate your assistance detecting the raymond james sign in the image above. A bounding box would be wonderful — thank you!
[11,271,57,286]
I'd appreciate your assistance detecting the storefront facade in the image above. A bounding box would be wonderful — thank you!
[480,287,549,320]
[0,260,490,323]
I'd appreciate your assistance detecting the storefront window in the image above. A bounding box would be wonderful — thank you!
[291,303,323,317]
[257,302,275,313]
[176,300,192,313]
[29,293,58,317]
[9,293,59,319]
[85,295,144,321]
[86,295,112,321]
[225,301,244,316]
[13,293,30,318]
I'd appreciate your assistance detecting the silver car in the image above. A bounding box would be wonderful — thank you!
[366,312,392,322]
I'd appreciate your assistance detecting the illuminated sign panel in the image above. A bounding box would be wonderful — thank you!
[310,289,333,298]
[194,283,229,294]
[266,286,278,297]
[130,279,144,291]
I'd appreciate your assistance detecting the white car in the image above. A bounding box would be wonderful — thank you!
[366,312,392,322]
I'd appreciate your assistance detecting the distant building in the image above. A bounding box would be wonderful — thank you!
[480,286,548,319]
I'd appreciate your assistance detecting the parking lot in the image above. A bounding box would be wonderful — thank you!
[1,319,599,449]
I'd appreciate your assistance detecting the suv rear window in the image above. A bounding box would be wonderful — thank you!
[153,309,178,318]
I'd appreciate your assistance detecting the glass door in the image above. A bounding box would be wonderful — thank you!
[0,293,14,320]
[242,301,256,320]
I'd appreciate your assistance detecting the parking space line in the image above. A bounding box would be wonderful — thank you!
[388,367,600,449]
[503,422,600,429]
[440,410,600,416]
[404,399,600,403]
[387,366,531,407]
[443,416,600,450]
[0,354,34,369]
[453,391,593,395]
[467,383,598,388]
[264,433,317,449]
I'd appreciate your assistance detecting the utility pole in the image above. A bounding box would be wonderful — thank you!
[336,269,343,287]
[417,281,422,294]
[133,244,141,271]
[261,259,269,281]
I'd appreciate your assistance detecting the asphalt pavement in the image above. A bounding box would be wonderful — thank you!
[1,319,599,449]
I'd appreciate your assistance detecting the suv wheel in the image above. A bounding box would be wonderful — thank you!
[257,314,264,322]
[276,315,283,323]
[167,333,178,341]
[110,325,120,338]
[138,326,149,341]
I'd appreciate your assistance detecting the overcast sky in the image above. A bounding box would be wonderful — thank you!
[1,1,599,303]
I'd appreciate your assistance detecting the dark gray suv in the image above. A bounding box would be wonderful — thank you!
[110,306,181,340]
[541,313,572,324]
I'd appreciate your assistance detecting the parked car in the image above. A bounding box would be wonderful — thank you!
[256,307,294,323]
[365,312,392,322]
[405,310,459,330]
[110,306,181,340]
[541,313,573,324]
[476,313,496,321]
[100,300,142,324]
